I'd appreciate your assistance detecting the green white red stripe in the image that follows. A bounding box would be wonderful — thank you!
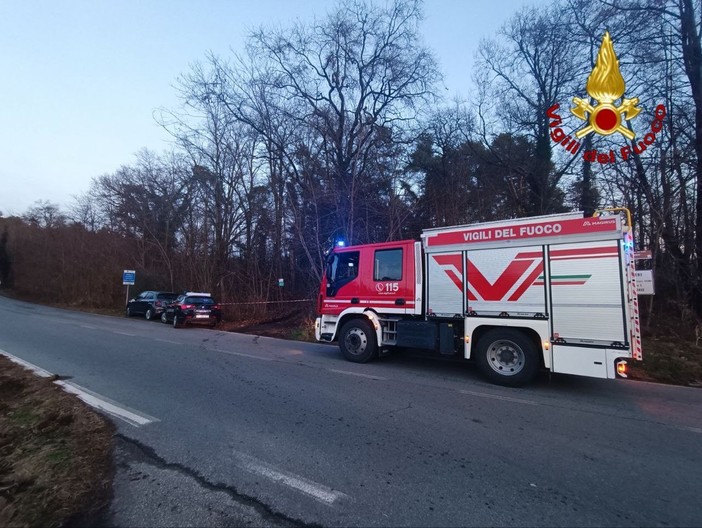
[533,274,592,286]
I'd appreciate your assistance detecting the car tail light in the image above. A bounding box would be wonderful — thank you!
[212,304,220,310]
[180,304,194,310]
[155,300,162,307]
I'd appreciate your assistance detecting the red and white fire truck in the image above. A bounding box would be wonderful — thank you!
[315,210,642,386]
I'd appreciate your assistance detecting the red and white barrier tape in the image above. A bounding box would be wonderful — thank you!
[219,298,313,306]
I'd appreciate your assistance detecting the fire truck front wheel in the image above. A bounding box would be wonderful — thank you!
[339,319,377,363]
[475,328,539,386]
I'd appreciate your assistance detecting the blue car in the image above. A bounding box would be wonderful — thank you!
[125,291,178,320]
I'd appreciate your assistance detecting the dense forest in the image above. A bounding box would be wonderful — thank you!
[1,0,700,328]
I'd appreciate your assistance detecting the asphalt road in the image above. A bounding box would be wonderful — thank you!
[1,295,701,527]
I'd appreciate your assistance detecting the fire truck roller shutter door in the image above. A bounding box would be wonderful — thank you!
[549,240,624,343]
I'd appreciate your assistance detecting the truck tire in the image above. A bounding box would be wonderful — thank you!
[339,319,377,363]
[475,328,539,387]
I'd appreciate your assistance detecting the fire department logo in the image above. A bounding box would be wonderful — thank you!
[547,31,665,164]
[571,32,640,140]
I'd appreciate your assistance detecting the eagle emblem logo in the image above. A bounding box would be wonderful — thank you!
[571,32,640,140]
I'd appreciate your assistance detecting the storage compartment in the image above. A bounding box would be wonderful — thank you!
[552,344,607,378]
[396,320,437,350]
[549,240,625,343]
[465,245,546,316]
[426,252,464,317]
[439,323,456,355]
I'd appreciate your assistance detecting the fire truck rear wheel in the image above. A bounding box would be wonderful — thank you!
[339,319,377,363]
[475,328,539,386]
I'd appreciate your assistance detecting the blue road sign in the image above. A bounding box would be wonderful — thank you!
[123,270,136,285]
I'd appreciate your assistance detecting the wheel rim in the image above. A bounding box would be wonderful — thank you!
[146,309,152,320]
[126,308,131,317]
[173,316,178,328]
[486,339,525,376]
[161,313,167,323]
[344,328,369,356]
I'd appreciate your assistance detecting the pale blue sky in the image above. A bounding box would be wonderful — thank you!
[0,0,528,216]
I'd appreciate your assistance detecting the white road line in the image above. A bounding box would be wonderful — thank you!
[280,349,305,356]
[672,424,702,434]
[215,350,274,361]
[232,451,350,505]
[155,338,183,345]
[328,368,387,380]
[1,350,54,377]
[80,324,98,330]
[0,349,158,427]
[112,330,136,336]
[55,380,158,427]
[459,389,538,406]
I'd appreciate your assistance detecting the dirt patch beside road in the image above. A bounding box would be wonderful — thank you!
[221,308,317,342]
[0,355,114,528]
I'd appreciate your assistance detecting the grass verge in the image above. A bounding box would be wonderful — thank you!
[0,356,114,528]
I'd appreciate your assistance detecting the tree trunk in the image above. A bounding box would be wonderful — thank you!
[678,0,702,314]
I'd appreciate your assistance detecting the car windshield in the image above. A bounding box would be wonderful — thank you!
[158,293,177,300]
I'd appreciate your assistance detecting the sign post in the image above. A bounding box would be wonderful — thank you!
[123,269,136,308]
[634,270,655,295]
[634,249,652,260]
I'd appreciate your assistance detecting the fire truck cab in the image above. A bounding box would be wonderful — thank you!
[315,211,642,386]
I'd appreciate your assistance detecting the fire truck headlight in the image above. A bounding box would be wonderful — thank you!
[616,359,628,378]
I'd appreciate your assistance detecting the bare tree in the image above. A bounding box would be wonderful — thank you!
[597,0,701,314]
[85,150,190,290]
[22,200,66,228]
[475,3,582,214]
[160,62,261,296]
[247,0,439,244]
